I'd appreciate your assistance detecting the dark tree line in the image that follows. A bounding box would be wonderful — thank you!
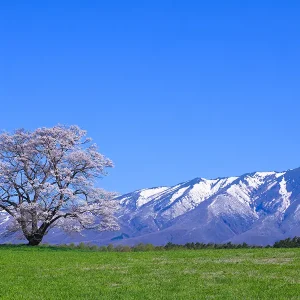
[273,237,300,248]
[2,236,300,251]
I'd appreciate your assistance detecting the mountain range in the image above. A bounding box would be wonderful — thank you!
[1,167,300,246]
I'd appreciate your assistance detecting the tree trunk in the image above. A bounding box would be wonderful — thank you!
[27,233,44,246]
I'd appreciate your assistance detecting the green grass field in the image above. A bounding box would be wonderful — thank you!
[0,246,300,299]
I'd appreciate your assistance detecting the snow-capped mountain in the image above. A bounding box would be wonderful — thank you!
[1,168,300,245]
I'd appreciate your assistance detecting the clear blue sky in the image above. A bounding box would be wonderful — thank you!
[1,1,300,193]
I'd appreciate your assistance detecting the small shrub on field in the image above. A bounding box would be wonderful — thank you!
[132,243,156,252]
[89,245,99,251]
[115,245,131,252]
[77,242,87,250]
[99,246,108,252]
[107,244,114,252]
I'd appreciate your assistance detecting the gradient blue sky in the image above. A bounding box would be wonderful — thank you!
[1,1,300,193]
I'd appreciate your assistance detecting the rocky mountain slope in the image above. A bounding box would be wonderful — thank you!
[1,168,300,245]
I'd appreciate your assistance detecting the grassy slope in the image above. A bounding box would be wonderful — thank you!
[0,247,300,299]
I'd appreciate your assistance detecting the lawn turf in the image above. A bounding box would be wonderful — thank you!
[0,246,300,299]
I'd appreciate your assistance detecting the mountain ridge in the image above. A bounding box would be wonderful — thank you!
[1,167,300,246]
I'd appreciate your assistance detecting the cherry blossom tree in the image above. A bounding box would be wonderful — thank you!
[0,125,119,245]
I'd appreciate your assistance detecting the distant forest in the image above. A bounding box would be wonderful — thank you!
[2,237,300,251]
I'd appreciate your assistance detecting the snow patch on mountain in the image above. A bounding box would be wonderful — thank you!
[278,177,292,216]
[0,215,9,226]
[136,187,169,207]
[188,177,239,205]
[169,187,190,205]
[119,186,169,208]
